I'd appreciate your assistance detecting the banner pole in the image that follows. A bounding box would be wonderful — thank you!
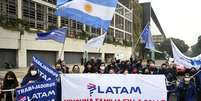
[191,69,201,78]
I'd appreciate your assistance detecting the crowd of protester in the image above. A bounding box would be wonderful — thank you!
[0,57,201,101]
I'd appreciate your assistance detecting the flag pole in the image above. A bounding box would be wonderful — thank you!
[59,40,66,59]
[132,30,143,58]
[191,69,201,78]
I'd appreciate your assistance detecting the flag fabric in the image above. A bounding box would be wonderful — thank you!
[36,28,67,43]
[171,40,201,69]
[32,56,59,81]
[55,0,118,31]
[140,24,155,50]
[85,33,106,49]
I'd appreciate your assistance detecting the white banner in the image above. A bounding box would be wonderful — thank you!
[61,74,167,101]
[171,40,201,69]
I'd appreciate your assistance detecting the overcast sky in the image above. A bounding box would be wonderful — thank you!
[139,0,201,46]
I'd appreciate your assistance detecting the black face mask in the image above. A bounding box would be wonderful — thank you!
[7,79,15,85]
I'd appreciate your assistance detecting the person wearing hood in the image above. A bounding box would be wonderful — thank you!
[21,64,42,86]
[83,61,97,73]
[176,72,197,101]
[2,71,19,101]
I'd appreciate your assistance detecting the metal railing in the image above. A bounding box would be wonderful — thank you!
[0,89,15,101]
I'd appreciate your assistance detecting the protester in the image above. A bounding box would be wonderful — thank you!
[21,64,42,86]
[83,61,97,73]
[2,71,19,101]
[131,67,138,74]
[136,59,143,70]
[195,68,201,101]
[148,63,158,74]
[55,63,65,73]
[160,63,168,74]
[72,65,80,73]
[121,68,129,75]
[143,68,150,74]
[98,63,106,74]
[64,65,70,73]
[176,73,197,101]
[108,67,116,74]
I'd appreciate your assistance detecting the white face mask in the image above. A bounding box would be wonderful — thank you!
[31,70,37,76]
[100,66,105,70]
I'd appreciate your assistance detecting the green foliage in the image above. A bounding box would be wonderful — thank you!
[0,15,31,32]
[158,38,189,57]
[191,35,201,56]
[123,40,132,47]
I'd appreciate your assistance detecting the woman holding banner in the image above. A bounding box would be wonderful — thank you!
[21,64,42,86]
[2,71,19,101]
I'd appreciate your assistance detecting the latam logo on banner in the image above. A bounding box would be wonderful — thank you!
[87,83,142,97]
[16,80,57,101]
[61,74,167,101]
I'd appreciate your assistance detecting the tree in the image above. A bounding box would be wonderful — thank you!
[131,0,143,57]
[191,35,201,56]
[158,38,189,57]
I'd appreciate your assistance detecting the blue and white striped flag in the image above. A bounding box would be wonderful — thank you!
[86,33,106,49]
[55,0,117,32]
[141,24,155,50]
[36,28,67,43]
[171,40,201,69]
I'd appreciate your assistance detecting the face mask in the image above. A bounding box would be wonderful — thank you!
[100,66,105,70]
[31,70,37,76]
[109,70,115,74]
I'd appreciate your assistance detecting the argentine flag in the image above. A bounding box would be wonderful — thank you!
[56,0,117,31]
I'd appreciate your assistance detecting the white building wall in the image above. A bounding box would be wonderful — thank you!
[0,27,131,67]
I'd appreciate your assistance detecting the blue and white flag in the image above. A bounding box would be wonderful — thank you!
[55,0,117,31]
[171,40,201,69]
[86,33,106,49]
[16,80,57,101]
[36,28,67,43]
[32,56,59,81]
[141,24,155,50]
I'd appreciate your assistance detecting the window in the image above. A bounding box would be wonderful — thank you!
[115,30,124,40]
[125,9,132,20]
[0,0,17,19]
[48,7,57,29]
[61,17,69,27]
[125,20,132,33]
[125,33,131,41]
[115,15,124,30]
[115,4,124,16]
[22,0,36,28]
[91,27,101,35]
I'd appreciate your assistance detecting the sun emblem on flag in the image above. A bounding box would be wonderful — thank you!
[84,3,93,13]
